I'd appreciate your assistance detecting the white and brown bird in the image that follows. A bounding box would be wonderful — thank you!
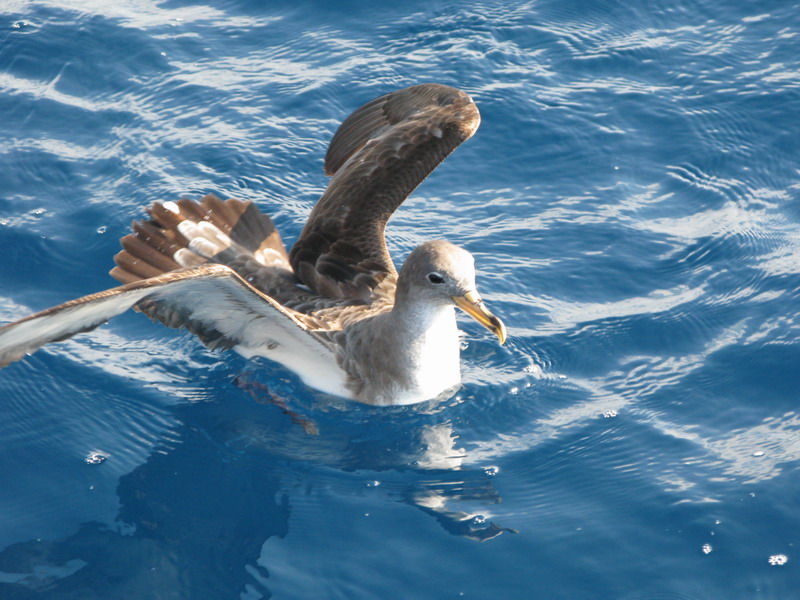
[0,84,506,405]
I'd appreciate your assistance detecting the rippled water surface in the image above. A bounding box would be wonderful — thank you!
[1,0,800,598]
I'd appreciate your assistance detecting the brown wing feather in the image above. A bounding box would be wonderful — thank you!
[289,83,480,302]
[111,195,292,286]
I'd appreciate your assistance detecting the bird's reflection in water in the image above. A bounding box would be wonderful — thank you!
[0,380,512,599]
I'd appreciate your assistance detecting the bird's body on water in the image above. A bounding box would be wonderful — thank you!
[0,83,506,405]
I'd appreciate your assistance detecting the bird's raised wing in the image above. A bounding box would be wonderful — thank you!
[289,83,480,302]
[0,264,333,369]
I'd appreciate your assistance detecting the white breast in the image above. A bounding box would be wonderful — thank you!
[395,306,461,405]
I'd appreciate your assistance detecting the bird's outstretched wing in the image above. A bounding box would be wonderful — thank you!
[289,83,481,302]
[0,264,334,369]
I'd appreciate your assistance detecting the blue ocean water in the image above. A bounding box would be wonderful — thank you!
[1,0,799,597]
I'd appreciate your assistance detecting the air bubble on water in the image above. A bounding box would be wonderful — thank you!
[509,386,519,395]
[484,465,499,477]
[768,554,788,566]
[96,225,107,234]
[85,452,108,465]
[472,515,487,525]
[11,21,37,33]
[32,208,46,217]
[365,480,380,488]
[603,410,617,418]
[523,363,543,377]
[702,543,712,554]
[752,450,765,457]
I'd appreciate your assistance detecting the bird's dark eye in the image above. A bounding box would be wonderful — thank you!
[427,272,445,284]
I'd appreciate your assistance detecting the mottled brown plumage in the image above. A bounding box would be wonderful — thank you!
[290,83,481,303]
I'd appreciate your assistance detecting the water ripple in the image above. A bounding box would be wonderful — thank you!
[2,0,800,597]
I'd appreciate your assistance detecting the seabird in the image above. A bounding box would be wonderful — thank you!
[0,83,506,406]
